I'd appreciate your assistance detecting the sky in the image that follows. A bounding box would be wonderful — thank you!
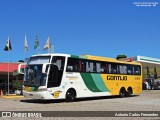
[0,0,160,62]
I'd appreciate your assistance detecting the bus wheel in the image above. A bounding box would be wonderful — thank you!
[126,87,132,97]
[66,89,76,102]
[119,88,125,98]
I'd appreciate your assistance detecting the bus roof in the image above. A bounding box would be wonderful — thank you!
[31,53,70,57]
[31,53,141,65]
[81,55,141,65]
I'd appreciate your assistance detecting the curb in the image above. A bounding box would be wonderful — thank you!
[0,94,24,99]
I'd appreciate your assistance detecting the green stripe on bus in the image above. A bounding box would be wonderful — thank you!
[81,73,102,92]
[70,55,86,59]
[79,56,87,59]
[91,74,110,92]
[71,55,80,58]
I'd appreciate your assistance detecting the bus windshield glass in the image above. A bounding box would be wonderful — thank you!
[24,65,46,87]
[24,56,51,87]
[29,56,50,64]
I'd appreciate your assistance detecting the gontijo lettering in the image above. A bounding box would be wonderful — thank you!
[107,75,127,81]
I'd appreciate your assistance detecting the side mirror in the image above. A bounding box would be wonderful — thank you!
[18,63,26,74]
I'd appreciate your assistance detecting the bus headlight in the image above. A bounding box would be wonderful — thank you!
[38,88,47,92]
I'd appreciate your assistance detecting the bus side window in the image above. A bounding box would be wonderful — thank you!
[81,61,86,72]
[135,71,140,74]
[96,63,101,73]
[106,64,109,74]
[111,63,117,74]
[67,66,73,71]
[79,61,82,72]
[127,70,132,74]
[51,56,65,71]
[111,68,117,73]
[134,66,140,75]
[89,62,95,72]
[66,58,73,72]
[73,64,79,72]
[66,58,83,72]
[127,65,133,75]
[108,64,112,74]
[119,65,127,74]
[100,63,107,74]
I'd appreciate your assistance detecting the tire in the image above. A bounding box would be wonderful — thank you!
[126,88,132,97]
[119,88,125,98]
[66,89,76,102]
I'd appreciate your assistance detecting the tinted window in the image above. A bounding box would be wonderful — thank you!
[66,57,141,75]
[66,58,81,72]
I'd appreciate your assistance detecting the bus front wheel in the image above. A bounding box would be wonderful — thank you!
[66,89,76,102]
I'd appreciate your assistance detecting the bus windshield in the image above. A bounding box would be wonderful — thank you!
[29,56,50,64]
[23,55,51,87]
[24,65,47,87]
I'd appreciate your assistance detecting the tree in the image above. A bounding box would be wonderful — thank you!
[116,55,127,60]
[13,80,22,95]
[13,80,21,90]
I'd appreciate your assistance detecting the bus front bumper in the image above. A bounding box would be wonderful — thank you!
[23,91,54,99]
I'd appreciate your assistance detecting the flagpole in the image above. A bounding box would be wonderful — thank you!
[8,51,9,95]
[48,36,50,53]
[4,36,12,95]
[48,46,49,53]
[24,51,26,62]
[24,34,26,60]
[51,45,54,53]
[24,35,28,61]
[37,45,40,54]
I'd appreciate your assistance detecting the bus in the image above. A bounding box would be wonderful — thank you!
[23,53,142,102]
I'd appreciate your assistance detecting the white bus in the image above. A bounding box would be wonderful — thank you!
[23,53,142,102]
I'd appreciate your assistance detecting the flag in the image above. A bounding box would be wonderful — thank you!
[24,35,28,51]
[43,36,51,50]
[34,34,39,50]
[4,37,12,51]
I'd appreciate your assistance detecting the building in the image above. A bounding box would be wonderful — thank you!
[0,62,24,94]
[131,56,160,80]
